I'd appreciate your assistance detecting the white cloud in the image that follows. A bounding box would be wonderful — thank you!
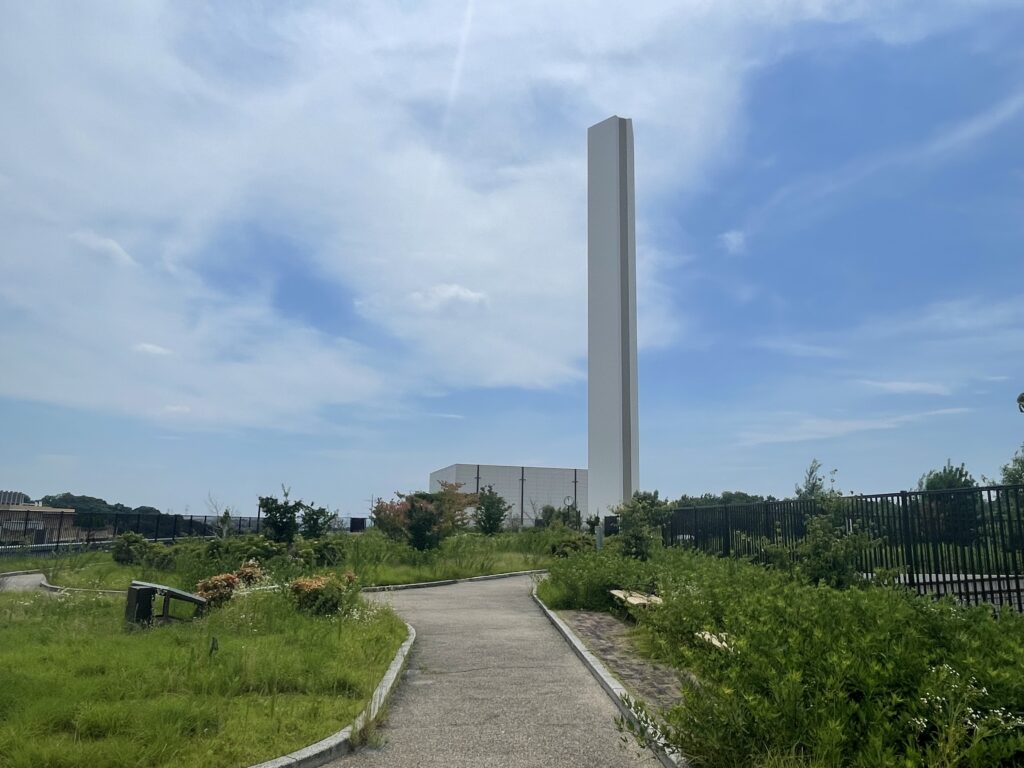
[70,230,136,266]
[859,380,951,396]
[718,229,746,255]
[408,283,488,312]
[133,342,172,356]
[1,1,1012,429]
[755,338,844,358]
[739,408,970,446]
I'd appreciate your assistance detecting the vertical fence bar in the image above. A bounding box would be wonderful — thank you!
[54,511,65,554]
[905,493,921,593]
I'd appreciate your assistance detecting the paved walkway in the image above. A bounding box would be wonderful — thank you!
[329,575,660,768]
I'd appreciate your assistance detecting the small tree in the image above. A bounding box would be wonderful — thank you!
[918,460,977,491]
[433,481,477,538]
[371,496,410,543]
[260,486,300,544]
[475,486,510,535]
[617,490,671,560]
[795,459,826,500]
[404,491,440,551]
[300,503,337,539]
[918,461,980,544]
[998,442,1024,486]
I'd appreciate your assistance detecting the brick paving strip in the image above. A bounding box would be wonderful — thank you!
[557,610,683,714]
[326,575,660,768]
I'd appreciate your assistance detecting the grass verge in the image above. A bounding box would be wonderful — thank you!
[0,589,406,768]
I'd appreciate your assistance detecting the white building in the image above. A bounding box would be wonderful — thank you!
[429,464,587,528]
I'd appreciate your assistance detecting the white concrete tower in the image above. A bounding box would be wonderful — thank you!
[588,115,639,518]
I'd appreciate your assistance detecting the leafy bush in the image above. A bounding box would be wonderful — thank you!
[542,547,1024,767]
[259,489,302,544]
[111,532,175,570]
[299,503,337,539]
[538,549,657,611]
[194,573,239,608]
[289,573,360,616]
[617,490,671,560]
[371,483,476,550]
[474,485,510,535]
[111,532,149,565]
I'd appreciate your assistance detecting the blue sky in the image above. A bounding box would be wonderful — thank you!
[1,1,1022,516]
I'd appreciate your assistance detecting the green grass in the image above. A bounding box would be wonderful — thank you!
[0,590,406,768]
[2,530,557,593]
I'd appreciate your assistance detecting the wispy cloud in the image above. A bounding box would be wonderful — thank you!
[745,90,1024,234]
[70,230,135,266]
[718,229,746,255]
[739,408,970,446]
[407,283,488,312]
[859,379,951,396]
[133,342,172,356]
[755,338,844,358]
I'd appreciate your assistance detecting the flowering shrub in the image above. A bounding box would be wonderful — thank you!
[289,572,359,616]
[194,573,239,608]
[234,559,265,586]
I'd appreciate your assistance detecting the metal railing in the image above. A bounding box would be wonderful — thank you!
[662,485,1024,611]
[0,510,369,557]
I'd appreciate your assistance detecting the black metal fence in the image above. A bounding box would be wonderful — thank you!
[0,509,369,557]
[662,484,1024,611]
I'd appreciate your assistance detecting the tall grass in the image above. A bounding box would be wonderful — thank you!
[0,590,406,768]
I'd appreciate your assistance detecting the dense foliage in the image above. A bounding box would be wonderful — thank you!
[539,547,1024,768]
[370,482,477,550]
[474,485,511,535]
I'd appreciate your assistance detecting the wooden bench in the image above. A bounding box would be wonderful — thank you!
[610,589,663,607]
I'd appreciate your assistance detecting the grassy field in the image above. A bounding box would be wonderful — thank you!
[0,589,406,768]
[0,530,556,592]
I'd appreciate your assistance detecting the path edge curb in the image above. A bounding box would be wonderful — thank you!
[531,583,685,768]
[361,568,547,592]
[247,621,417,768]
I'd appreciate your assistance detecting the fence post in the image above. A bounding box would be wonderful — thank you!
[22,509,30,541]
[54,511,65,553]
[723,502,732,557]
[900,491,918,589]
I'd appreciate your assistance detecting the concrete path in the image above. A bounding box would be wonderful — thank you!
[328,575,659,768]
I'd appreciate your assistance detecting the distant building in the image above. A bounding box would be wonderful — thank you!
[0,494,82,546]
[429,464,587,528]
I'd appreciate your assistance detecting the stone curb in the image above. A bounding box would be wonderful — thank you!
[531,583,685,768]
[248,622,416,768]
[3,568,548,597]
[0,569,126,596]
[361,569,547,592]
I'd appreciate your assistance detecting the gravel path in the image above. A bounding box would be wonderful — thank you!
[327,575,660,768]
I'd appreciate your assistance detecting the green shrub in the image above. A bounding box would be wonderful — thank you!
[542,546,1024,767]
[538,549,657,611]
[111,532,149,565]
[289,573,360,616]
